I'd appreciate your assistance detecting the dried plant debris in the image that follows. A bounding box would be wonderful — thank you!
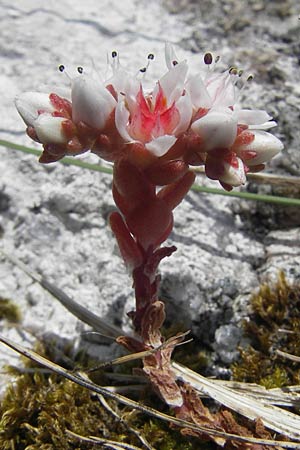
[232,272,300,387]
[2,273,300,449]
[2,336,300,450]
[0,340,205,450]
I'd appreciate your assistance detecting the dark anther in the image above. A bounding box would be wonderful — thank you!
[229,67,238,75]
[247,74,254,82]
[172,60,178,66]
[140,67,147,73]
[58,64,65,72]
[112,51,118,58]
[77,66,83,74]
[148,53,154,60]
[204,53,213,65]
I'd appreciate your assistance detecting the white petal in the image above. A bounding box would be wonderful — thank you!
[145,135,177,157]
[173,93,193,135]
[165,42,180,70]
[236,130,283,165]
[186,74,212,109]
[72,75,116,129]
[154,61,188,106]
[191,108,237,151]
[248,121,277,131]
[205,72,236,107]
[34,115,67,144]
[119,79,140,113]
[234,108,272,126]
[15,92,54,126]
[220,157,246,187]
[115,100,133,142]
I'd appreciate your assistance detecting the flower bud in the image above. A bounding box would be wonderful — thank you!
[71,76,116,129]
[236,130,283,166]
[191,108,237,151]
[218,156,246,187]
[15,92,55,126]
[34,115,68,144]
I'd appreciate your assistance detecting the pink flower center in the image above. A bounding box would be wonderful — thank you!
[128,84,180,143]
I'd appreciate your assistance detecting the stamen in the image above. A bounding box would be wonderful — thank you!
[77,66,83,74]
[247,74,254,82]
[172,60,178,66]
[204,52,213,65]
[58,64,71,81]
[229,66,238,75]
[109,50,120,75]
[137,53,155,78]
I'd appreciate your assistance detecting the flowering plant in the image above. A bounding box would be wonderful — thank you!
[15,44,283,443]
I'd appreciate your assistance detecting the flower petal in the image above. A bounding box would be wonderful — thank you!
[15,92,55,126]
[186,74,212,109]
[165,43,180,70]
[34,115,67,144]
[172,92,193,135]
[154,61,188,106]
[205,72,236,108]
[219,157,246,187]
[191,108,237,151]
[234,108,272,126]
[248,121,277,131]
[236,130,283,165]
[115,100,134,142]
[145,135,177,157]
[72,75,116,129]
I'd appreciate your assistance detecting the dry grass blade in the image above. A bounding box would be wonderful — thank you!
[173,362,300,441]
[96,393,154,450]
[66,429,145,449]
[276,349,300,363]
[214,380,300,408]
[87,331,190,372]
[1,335,300,449]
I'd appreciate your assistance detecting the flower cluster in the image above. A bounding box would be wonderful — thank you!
[15,45,285,431]
[16,44,283,191]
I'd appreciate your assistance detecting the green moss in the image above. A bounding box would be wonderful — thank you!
[0,298,21,322]
[0,339,215,450]
[232,272,300,388]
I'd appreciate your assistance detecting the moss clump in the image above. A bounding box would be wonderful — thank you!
[0,298,21,322]
[0,339,214,450]
[0,373,110,450]
[232,272,300,388]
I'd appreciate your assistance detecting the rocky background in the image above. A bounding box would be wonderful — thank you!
[0,0,299,386]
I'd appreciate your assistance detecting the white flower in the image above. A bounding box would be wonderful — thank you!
[15,91,70,145]
[115,61,192,157]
